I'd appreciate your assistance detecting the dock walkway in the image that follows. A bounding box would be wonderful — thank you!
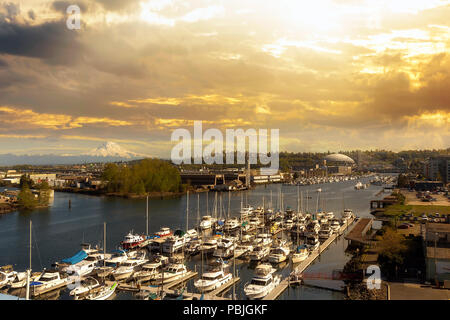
[263,216,356,300]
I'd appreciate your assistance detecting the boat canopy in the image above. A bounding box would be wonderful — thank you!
[241,221,248,227]
[174,230,185,237]
[218,220,224,226]
[296,245,308,252]
[62,250,88,265]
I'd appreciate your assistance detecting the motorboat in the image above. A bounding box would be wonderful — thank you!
[248,245,270,261]
[330,219,341,233]
[249,217,262,228]
[255,233,272,247]
[240,205,254,218]
[194,260,232,293]
[343,209,354,221]
[111,255,148,281]
[184,229,198,242]
[234,244,253,258]
[31,270,68,296]
[69,277,100,297]
[306,236,320,252]
[186,239,201,255]
[199,216,214,230]
[155,227,172,238]
[325,212,335,220]
[291,245,309,263]
[77,282,117,300]
[198,238,219,255]
[121,232,146,250]
[267,245,290,264]
[284,219,294,230]
[132,262,162,283]
[162,236,186,254]
[244,264,281,299]
[318,225,333,239]
[0,265,17,288]
[153,263,188,284]
[224,218,240,231]
[213,237,237,259]
[8,271,29,289]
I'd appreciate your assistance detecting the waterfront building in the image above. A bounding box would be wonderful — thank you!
[423,156,450,184]
[423,223,450,283]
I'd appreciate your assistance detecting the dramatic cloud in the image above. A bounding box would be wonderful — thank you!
[0,0,449,157]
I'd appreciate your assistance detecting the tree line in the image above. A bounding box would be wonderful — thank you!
[101,159,183,195]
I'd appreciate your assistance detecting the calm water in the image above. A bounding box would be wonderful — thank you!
[0,176,388,300]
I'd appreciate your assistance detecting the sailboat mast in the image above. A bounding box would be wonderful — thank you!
[186,191,189,232]
[103,222,106,267]
[146,195,149,236]
[29,220,32,271]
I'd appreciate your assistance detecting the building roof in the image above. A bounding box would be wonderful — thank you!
[426,223,450,234]
[324,153,355,164]
[426,247,450,259]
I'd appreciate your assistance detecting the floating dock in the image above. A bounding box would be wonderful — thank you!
[263,216,356,300]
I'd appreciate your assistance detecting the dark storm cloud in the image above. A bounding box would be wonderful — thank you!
[27,9,35,20]
[0,20,84,65]
[0,2,20,22]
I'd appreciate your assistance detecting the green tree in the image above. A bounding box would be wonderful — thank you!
[18,185,38,210]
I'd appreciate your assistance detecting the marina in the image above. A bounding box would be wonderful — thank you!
[0,177,387,300]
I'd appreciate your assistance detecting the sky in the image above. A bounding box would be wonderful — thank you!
[0,0,449,158]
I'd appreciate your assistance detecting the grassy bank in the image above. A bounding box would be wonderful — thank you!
[383,204,450,217]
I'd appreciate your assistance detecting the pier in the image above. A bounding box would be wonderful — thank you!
[263,216,356,300]
[116,271,239,300]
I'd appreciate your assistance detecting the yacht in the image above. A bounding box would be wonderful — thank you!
[132,262,162,283]
[111,255,148,281]
[77,282,117,300]
[213,237,237,259]
[249,217,262,228]
[194,260,232,293]
[0,265,17,288]
[284,219,294,230]
[153,263,188,284]
[162,236,186,254]
[104,249,128,265]
[199,216,214,230]
[31,270,69,296]
[234,244,253,258]
[8,271,29,289]
[306,236,320,252]
[330,219,341,233]
[65,252,104,277]
[255,233,273,247]
[267,245,290,263]
[240,205,254,219]
[224,218,240,232]
[155,227,172,238]
[120,231,146,250]
[319,224,333,239]
[198,238,219,255]
[244,264,281,299]
[248,245,270,261]
[303,220,320,237]
[325,212,335,220]
[343,209,354,221]
[186,239,201,255]
[69,277,100,297]
[291,245,309,263]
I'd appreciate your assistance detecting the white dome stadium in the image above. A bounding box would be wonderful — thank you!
[323,153,355,164]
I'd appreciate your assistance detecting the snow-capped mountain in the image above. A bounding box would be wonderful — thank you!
[85,141,140,158]
[0,142,147,165]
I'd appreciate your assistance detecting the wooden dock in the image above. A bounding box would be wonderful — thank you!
[263,216,356,300]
